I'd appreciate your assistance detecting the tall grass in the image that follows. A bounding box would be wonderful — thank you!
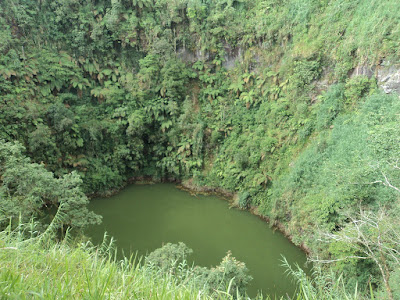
[282,258,369,300]
[0,218,367,300]
[0,220,253,300]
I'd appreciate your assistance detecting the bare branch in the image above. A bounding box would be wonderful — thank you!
[381,172,400,193]
[310,256,369,264]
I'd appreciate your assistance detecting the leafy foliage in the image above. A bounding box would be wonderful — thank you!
[1,0,400,297]
[0,140,101,231]
[145,242,252,298]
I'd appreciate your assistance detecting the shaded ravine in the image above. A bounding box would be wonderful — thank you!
[88,184,308,297]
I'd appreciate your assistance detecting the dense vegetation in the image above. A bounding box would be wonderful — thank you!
[1,0,400,298]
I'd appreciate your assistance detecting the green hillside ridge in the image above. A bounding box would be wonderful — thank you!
[1,0,400,298]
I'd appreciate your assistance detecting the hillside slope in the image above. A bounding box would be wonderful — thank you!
[1,0,400,297]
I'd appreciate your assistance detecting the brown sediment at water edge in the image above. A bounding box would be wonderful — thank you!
[178,178,237,200]
[88,176,179,198]
[90,176,311,256]
[249,206,312,256]
[179,178,312,256]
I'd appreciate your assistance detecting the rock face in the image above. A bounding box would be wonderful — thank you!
[177,48,200,63]
[350,65,375,78]
[351,63,400,95]
[177,44,244,69]
[376,65,400,94]
[222,45,242,70]
[180,44,400,95]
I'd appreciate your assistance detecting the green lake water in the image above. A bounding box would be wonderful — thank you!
[88,183,308,298]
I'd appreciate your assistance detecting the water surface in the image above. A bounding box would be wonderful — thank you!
[88,184,307,297]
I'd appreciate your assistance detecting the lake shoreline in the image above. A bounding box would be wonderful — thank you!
[89,176,311,257]
[179,178,312,256]
[88,182,308,296]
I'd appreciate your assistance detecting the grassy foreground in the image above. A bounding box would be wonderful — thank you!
[0,229,226,300]
[0,225,366,300]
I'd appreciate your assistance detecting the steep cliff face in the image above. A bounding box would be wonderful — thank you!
[1,1,400,294]
[351,63,400,94]
[377,64,400,94]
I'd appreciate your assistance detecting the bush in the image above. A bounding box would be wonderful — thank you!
[145,243,252,298]
[316,83,345,130]
[344,76,376,106]
[238,191,250,209]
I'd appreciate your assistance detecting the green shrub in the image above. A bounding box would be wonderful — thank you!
[145,242,252,298]
[238,191,250,209]
[344,76,377,106]
[316,83,345,130]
